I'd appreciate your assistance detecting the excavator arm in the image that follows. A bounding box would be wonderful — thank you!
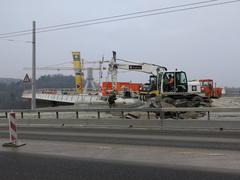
[117,63,167,75]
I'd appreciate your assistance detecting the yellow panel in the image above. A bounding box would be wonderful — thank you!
[72,51,83,94]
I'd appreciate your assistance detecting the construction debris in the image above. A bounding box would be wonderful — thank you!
[125,113,140,119]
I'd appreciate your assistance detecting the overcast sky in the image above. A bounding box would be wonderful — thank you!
[0,0,239,87]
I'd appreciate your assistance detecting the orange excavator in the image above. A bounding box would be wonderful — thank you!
[199,79,222,98]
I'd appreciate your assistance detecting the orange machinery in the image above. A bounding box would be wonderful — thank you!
[101,82,141,96]
[199,79,222,98]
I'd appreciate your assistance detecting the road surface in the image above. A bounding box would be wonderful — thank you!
[0,151,239,180]
[1,124,240,179]
[1,126,240,150]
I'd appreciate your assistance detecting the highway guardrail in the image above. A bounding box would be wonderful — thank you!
[0,107,239,120]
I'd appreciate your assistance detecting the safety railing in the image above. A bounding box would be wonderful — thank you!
[0,107,240,120]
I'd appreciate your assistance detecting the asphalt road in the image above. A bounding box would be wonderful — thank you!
[1,126,240,150]
[0,151,239,180]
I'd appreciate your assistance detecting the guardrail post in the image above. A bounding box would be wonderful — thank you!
[97,111,100,119]
[56,112,59,119]
[158,109,164,127]
[147,111,150,119]
[176,112,179,120]
[38,112,40,119]
[121,111,124,119]
[208,111,210,120]
[76,111,79,119]
[21,112,24,119]
[5,112,8,118]
[160,110,165,120]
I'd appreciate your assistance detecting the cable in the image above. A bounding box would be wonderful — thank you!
[0,0,221,37]
[43,61,72,67]
[33,0,240,34]
[117,58,142,65]
[1,0,239,38]
[0,0,239,39]
[0,38,31,43]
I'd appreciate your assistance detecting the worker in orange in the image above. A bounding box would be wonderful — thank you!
[168,74,174,91]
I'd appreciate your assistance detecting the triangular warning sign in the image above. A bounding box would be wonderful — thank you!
[23,73,31,83]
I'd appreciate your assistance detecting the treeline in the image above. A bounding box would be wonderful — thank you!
[37,74,75,89]
[0,74,75,109]
[224,87,240,96]
[0,81,29,109]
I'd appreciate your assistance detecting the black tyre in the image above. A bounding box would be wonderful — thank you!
[174,98,188,107]
[162,97,175,105]
[192,96,203,102]
[191,96,203,107]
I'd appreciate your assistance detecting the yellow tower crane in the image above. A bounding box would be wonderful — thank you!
[72,51,84,94]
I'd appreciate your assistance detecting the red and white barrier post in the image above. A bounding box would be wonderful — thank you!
[2,112,26,147]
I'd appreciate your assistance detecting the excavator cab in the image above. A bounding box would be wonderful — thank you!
[149,75,157,91]
[139,75,158,98]
[139,71,188,100]
[162,71,188,93]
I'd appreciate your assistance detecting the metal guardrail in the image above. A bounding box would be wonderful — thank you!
[0,107,240,120]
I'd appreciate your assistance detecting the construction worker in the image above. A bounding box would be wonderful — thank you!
[120,85,131,98]
[108,91,117,108]
[150,80,157,91]
[168,74,174,91]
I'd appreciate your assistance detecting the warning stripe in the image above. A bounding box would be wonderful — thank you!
[11,135,16,141]
[10,128,17,137]
[9,112,15,119]
[10,121,16,132]
[8,112,18,144]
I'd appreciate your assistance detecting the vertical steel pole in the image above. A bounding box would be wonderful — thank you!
[208,111,210,120]
[32,21,36,109]
[97,111,100,119]
[111,51,117,91]
[147,111,150,119]
[76,111,79,119]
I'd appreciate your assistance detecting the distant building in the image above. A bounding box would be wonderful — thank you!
[224,87,240,97]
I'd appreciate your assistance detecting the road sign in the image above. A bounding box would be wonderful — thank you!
[23,73,31,83]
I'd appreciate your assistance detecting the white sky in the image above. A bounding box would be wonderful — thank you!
[0,0,240,87]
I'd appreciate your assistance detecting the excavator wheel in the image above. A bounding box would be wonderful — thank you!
[162,97,175,105]
[191,96,203,107]
[174,98,188,107]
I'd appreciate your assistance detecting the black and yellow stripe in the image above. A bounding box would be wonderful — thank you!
[72,51,83,94]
